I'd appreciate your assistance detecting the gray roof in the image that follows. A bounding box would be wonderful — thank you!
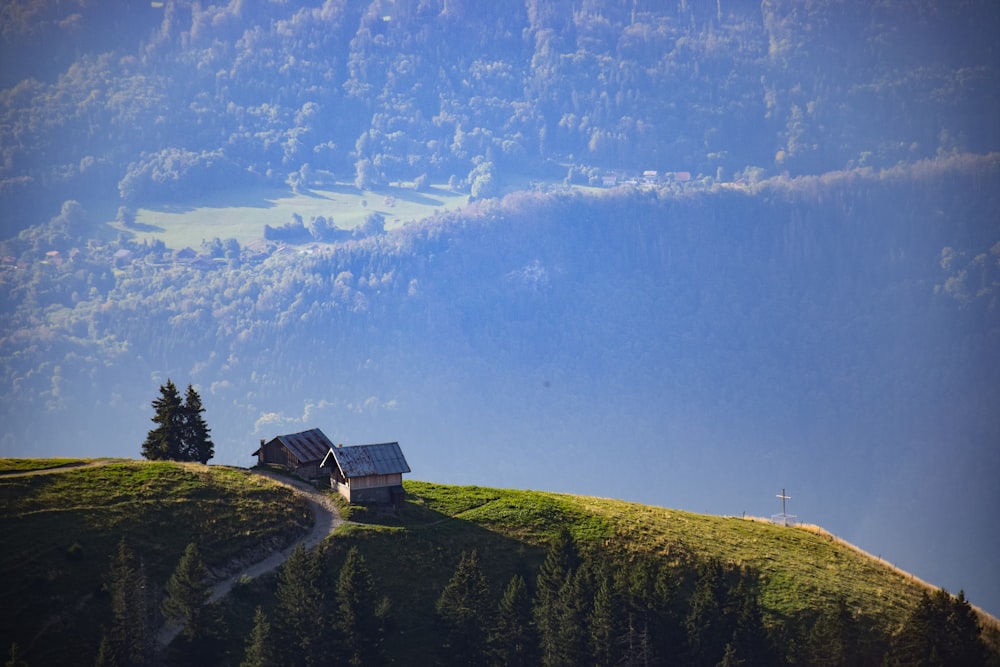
[322,442,410,478]
[269,428,334,464]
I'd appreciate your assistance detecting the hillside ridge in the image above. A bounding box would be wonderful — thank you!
[2,459,997,665]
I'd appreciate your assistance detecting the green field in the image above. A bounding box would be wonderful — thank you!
[118,182,472,249]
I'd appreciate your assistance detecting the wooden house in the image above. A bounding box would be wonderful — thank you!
[321,442,411,505]
[252,428,334,480]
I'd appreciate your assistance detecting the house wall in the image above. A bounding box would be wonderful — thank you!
[260,440,321,479]
[260,440,295,467]
[332,473,404,504]
[350,473,402,490]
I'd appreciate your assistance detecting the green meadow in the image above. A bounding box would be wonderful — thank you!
[118,182,472,249]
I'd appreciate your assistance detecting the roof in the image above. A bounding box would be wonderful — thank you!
[321,442,410,478]
[263,428,334,463]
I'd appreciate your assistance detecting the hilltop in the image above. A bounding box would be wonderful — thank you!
[1,459,996,665]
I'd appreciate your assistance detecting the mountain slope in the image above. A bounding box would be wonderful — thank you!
[0,460,311,665]
[2,460,996,665]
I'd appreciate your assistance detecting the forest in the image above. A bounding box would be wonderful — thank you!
[103,528,993,666]
[2,0,999,622]
[1,0,999,231]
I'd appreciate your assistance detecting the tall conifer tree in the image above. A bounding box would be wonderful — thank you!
[141,380,184,460]
[240,607,275,667]
[436,549,491,666]
[181,384,213,464]
[489,574,536,667]
[534,528,580,667]
[590,568,623,667]
[335,546,383,666]
[275,543,327,667]
[161,543,210,641]
[105,539,154,667]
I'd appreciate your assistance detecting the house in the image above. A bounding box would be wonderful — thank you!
[321,442,411,505]
[253,428,334,480]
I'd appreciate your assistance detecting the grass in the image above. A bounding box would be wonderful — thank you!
[4,466,995,664]
[0,460,311,666]
[118,181,472,249]
[218,480,980,663]
[0,458,94,473]
[400,482,930,626]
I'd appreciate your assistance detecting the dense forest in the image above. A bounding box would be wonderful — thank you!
[2,0,999,229]
[2,0,999,619]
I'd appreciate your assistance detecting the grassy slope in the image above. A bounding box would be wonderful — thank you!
[2,463,995,664]
[0,460,311,666]
[385,482,926,620]
[222,480,1000,662]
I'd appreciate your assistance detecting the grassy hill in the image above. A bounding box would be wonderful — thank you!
[2,460,996,665]
[0,460,311,666]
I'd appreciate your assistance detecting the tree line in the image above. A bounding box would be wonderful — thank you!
[100,527,987,666]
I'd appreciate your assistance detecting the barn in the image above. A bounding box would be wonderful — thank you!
[252,428,334,480]
[321,442,411,505]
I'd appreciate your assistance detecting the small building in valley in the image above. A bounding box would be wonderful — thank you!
[253,428,334,480]
[321,442,411,505]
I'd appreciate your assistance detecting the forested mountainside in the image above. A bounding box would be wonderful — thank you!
[2,0,999,231]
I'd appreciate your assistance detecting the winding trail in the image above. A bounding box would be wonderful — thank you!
[157,469,345,646]
[2,461,345,648]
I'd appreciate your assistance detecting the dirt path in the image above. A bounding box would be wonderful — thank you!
[0,458,124,477]
[157,469,345,647]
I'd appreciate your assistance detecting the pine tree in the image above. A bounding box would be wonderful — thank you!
[275,543,328,667]
[180,384,214,463]
[725,575,774,667]
[436,549,492,666]
[685,559,730,667]
[105,539,154,667]
[887,588,987,667]
[805,598,859,667]
[489,574,536,667]
[141,379,184,460]
[335,546,383,666]
[162,543,211,641]
[554,566,593,666]
[947,590,987,666]
[240,607,276,667]
[590,568,623,667]
[534,528,580,667]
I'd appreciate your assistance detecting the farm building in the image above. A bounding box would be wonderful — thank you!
[252,428,334,480]
[321,442,411,505]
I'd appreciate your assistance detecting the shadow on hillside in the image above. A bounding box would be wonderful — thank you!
[123,221,165,233]
[142,185,287,213]
[216,490,548,663]
[381,184,447,207]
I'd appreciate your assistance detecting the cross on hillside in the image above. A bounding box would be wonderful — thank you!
[773,488,796,527]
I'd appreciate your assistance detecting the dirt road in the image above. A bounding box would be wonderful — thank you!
[156,469,344,646]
